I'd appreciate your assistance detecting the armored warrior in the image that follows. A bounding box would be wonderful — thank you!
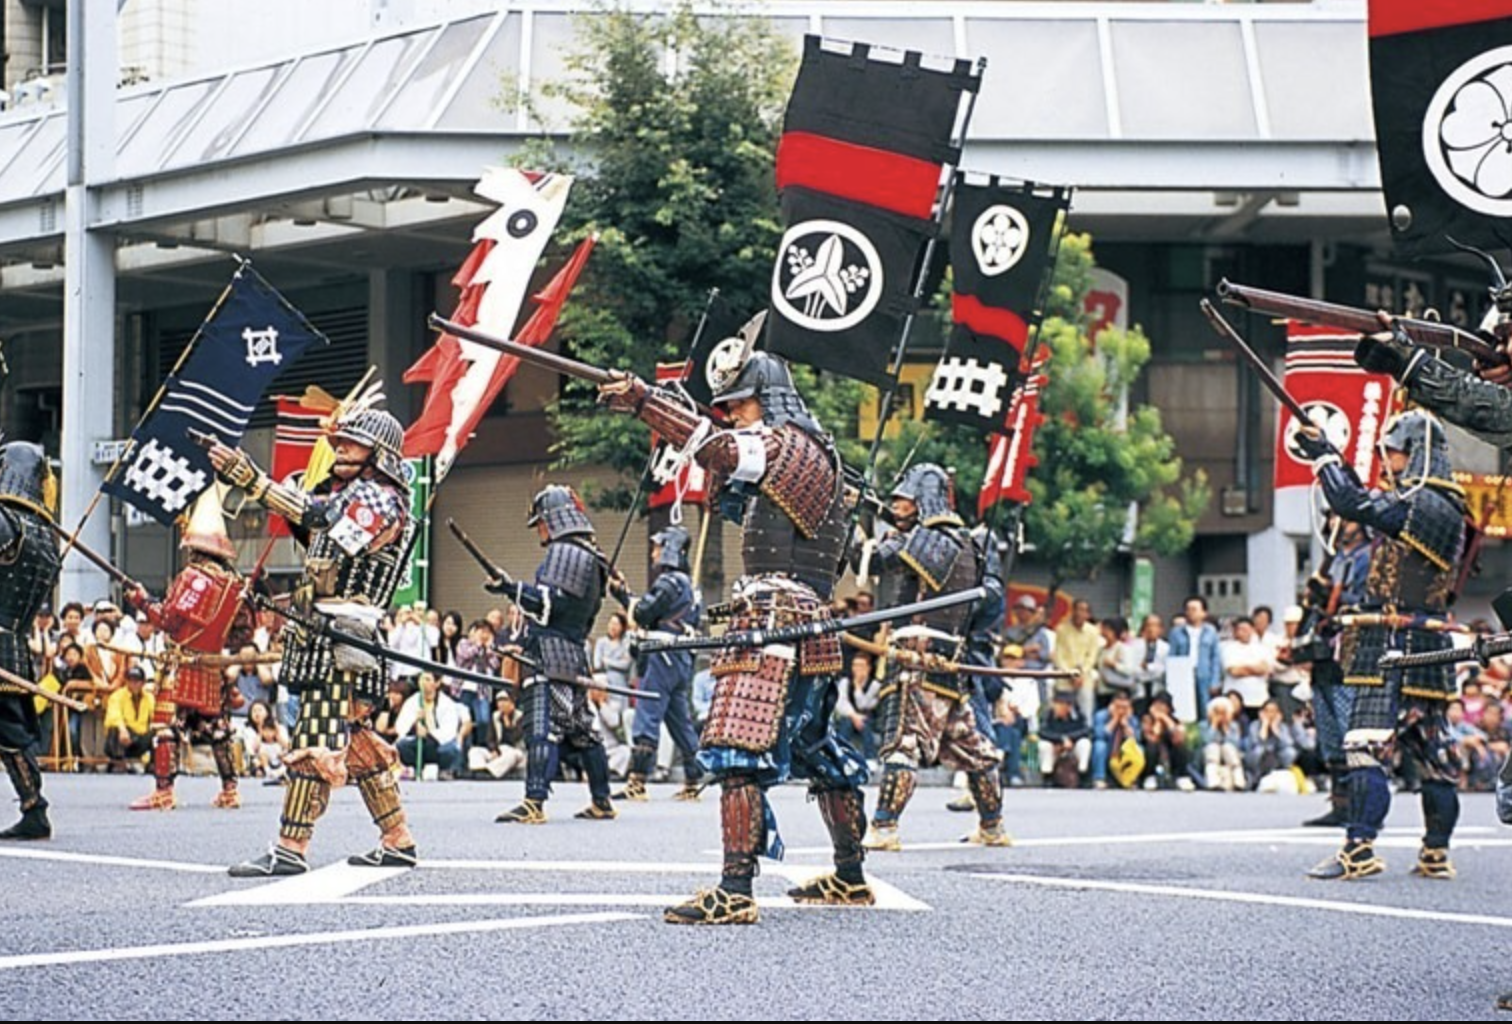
[486,485,617,825]
[208,403,418,876]
[600,350,872,924]
[856,464,1009,851]
[946,520,1009,812]
[124,488,254,812]
[1294,407,1467,881]
[609,524,704,803]
[0,442,60,840]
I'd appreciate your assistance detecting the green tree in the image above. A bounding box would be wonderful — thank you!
[514,2,866,504]
[877,233,1209,598]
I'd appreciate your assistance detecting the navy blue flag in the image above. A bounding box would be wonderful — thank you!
[103,265,326,524]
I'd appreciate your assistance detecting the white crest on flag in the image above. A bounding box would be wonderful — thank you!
[242,325,283,367]
[925,356,1010,419]
[771,219,882,332]
[1423,45,1512,216]
[1282,400,1351,464]
[121,438,208,515]
[971,204,1030,277]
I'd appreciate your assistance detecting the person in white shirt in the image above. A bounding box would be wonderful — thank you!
[1096,616,1141,708]
[394,671,464,779]
[1129,614,1169,710]
[1219,617,1272,711]
[387,606,429,685]
[1266,605,1310,713]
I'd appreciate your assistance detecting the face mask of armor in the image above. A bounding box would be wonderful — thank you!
[527,484,596,543]
[651,525,691,571]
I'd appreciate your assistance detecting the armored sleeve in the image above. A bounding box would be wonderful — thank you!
[868,529,908,572]
[0,506,19,555]
[631,574,681,629]
[1405,356,1512,445]
[1316,460,1409,538]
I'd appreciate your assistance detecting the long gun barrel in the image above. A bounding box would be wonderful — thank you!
[1216,279,1507,367]
[429,314,615,385]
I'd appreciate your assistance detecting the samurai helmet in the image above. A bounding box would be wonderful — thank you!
[890,463,960,528]
[711,349,825,436]
[0,441,58,519]
[178,483,235,562]
[331,405,408,490]
[651,524,691,571]
[1379,407,1452,488]
[527,484,595,543]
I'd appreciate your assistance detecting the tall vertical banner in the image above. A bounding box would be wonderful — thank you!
[102,266,326,525]
[978,356,1048,518]
[1369,0,1512,255]
[1274,324,1395,492]
[390,457,432,608]
[765,36,980,386]
[648,362,709,510]
[267,396,325,538]
[925,179,1068,430]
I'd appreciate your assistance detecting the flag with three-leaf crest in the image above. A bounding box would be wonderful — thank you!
[763,35,980,387]
[925,178,1069,431]
[1369,0,1512,256]
[102,263,325,526]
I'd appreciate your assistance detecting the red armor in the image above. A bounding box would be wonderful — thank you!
[151,561,247,654]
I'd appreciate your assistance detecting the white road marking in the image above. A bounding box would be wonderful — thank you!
[776,825,1511,856]
[976,872,1512,929]
[0,846,226,873]
[0,911,639,971]
[193,859,930,912]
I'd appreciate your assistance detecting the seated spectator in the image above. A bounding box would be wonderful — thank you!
[226,645,274,718]
[1096,616,1139,710]
[240,699,289,782]
[394,671,464,779]
[1139,693,1191,790]
[1201,698,1246,791]
[993,654,1042,788]
[1038,688,1092,788]
[1449,699,1494,791]
[470,690,527,779]
[1243,698,1297,788]
[590,687,632,778]
[372,681,410,745]
[835,652,882,763]
[1219,617,1271,713]
[1092,690,1143,789]
[103,666,154,773]
[1483,702,1511,784]
[1290,702,1325,782]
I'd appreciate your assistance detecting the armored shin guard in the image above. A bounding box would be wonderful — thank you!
[967,770,1004,830]
[211,736,237,786]
[628,742,657,781]
[0,748,46,812]
[355,770,413,850]
[579,742,612,805]
[279,773,331,850]
[814,786,867,883]
[873,765,917,826]
[525,738,560,803]
[719,775,765,897]
[1346,766,1391,845]
[1419,779,1459,851]
[151,733,179,790]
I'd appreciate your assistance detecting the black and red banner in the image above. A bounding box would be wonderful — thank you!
[765,35,980,387]
[1369,0,1512,255]
[925,179,1069,431]
[1274,324,1396,491]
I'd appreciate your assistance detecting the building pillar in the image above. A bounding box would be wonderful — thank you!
[367,268,422,422]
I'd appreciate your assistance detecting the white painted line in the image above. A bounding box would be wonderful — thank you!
[0,847,226,874]
[976,872,1512,930]
[191,862,409,907]
[0,911,641,971]
[193,858,931,912]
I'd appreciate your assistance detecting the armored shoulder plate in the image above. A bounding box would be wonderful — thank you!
[535,538,607,640]
[899,524,965,593]
[1362,488,1465,614]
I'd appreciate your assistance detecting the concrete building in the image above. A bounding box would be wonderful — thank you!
[0,0,1502,624]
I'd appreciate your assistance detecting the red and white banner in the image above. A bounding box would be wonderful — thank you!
[647,361,709,510]
[1274,324,1396,490]
[978,354,1048,517]
[268,396,324,538]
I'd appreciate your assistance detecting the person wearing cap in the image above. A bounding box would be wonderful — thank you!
[208,396,420,877]
[1038,688,1092,787]
[103,667,155,773]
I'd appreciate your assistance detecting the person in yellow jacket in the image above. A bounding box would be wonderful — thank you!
[104,667,154,773]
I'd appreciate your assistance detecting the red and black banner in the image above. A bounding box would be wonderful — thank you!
[925,179,1069,431]
[1274,324,1396,491]
[1370,0,1512,255]
[765,35,979,387]
[978,353,1049,517]
[268,396,324,538]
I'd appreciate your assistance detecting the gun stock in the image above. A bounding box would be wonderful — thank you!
[1216,279,1507,367]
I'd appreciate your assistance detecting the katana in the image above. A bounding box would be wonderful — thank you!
[487,644,656,702]
[430,314,613,387]
[1378,635,1512,672]
[0,665,88,712]
[636,586,987,655]
[839,631,1080,679]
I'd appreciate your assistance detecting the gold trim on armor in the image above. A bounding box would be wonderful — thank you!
[1342,673,1386,687]
[1400,686,1453,701]
[1398,530,1452,573]
[897,548,946,593]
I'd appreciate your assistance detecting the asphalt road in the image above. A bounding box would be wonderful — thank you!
[4,773,1510,1021]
